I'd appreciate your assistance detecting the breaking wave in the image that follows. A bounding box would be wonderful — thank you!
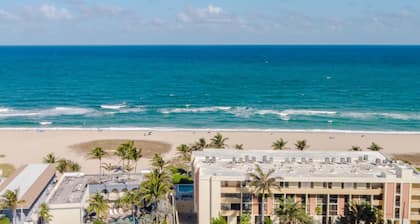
[0,107,95,118]
[159,106,232,114]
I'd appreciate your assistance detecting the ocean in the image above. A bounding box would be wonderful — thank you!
[0,45,419,132]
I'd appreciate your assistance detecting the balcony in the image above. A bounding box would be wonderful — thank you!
[411,201,420,208]
[411,214,420,220]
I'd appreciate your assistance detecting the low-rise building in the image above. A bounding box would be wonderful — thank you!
[46,173,144,224]
[0,164,56,223]
[192,149,420,224]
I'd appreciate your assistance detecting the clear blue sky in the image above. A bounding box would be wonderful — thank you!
[0,0,419,45]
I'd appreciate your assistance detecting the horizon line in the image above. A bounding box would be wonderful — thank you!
[1,43,420,47]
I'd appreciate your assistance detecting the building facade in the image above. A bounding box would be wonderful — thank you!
[0,164,56,223]
[46,173,143,224]
[192,149,420,224]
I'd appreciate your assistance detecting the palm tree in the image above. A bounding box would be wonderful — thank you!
[43,153,57,164]
[118,190,141,222]
[176,144,191,161]
[247,164,277,224]
[56,159,69,174]
[191,138,208,151]
[295,140,309,150]
[101,162,113,175]
[336,201,378,224]
[88,147,107,175]
[151,153,167,173]
[274,198,311,224]
[68,161,81,172]
[128,146,142,173]
[87,192,109,222]
[210,133,228,149]
[0,189,25,224]
[56,159,81,173]
[367,142,383,151]
[38,203,52,224]
[272,138,288,150]
[140,169,172,223]
[235,144,244,150]
[114,141,131,170]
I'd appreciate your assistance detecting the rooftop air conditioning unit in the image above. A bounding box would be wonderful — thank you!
[363,155,369,161]
[325,157,330,164]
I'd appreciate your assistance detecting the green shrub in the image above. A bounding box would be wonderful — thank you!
[172,173,193,184]
[0,217,10,224]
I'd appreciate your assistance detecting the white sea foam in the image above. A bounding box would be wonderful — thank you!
[159,106,232,114]
[39,121,53,125]
[100,104,127,110]
[0,107,95,118]
[0,107,10,113]
[340,112,420,120]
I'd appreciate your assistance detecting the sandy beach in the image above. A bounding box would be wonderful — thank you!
[0,129,419,174]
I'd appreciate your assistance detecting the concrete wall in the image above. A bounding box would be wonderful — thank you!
[49,207,82,224]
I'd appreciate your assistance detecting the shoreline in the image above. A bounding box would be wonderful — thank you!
[0,127,419,135]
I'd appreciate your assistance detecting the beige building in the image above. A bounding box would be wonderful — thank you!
[192,149,420,224]
[0,164,56,223]
[45,173,143,224]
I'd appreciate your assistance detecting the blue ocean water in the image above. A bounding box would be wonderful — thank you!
[0,45,419,131]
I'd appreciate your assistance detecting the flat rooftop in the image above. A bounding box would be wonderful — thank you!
[0,164,55,209]
[47,173,144,204]
[192,149,420,182]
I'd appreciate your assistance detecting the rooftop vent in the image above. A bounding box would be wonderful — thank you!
[325,157,330,164]
[211,156,216,163]
[232,157,237,163]
[363,155,369,161]
[262,155,268,163]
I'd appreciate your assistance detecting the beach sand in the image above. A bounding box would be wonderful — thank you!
[0,129,419,174]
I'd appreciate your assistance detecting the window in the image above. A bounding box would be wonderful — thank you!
[341,183,344,189]
[395,196,401,206]
[285,182,289,188]
[328,182,333,189]
[396,183,401,194]
[242,194,252,203]
[353,183,357,189]
[221,193,241,199]
[231,203,240,211]
[395,208,400,218]
[310,182,314,188]
[298,182,301,188]
[329,195,338,216]
[373,194,383,201]
[323,182,328,188]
